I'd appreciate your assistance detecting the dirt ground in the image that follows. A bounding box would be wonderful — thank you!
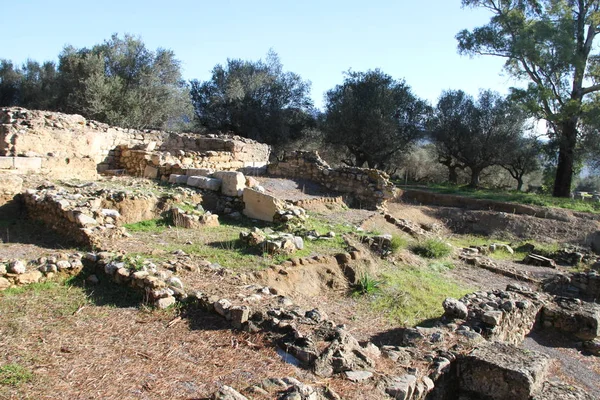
[2,176,600,399]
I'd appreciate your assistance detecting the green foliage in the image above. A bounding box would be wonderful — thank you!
[324,69,430,170]
[123,218,171,233]
[457,1,600,196]
[353,273,382,296]
[0,34,193,130]
[371,266,471,326]
[412,239,452,259]
[429,90,528,187]
[122,255,144,271]
[389,235,407,254]
[190,50,314,146]
[0,364,33,386]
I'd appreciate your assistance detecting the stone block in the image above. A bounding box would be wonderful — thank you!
[186,168,213,177]
[458,342,550,400]
[542,298,600,340]
[168,174,188,184]
[213,171,246,197]
[0,157,14,169]
[242,188,284,222]
[13,157,42,170]
[143,165,158,179]
[187,176,222,191]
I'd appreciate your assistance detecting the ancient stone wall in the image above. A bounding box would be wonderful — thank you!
[268,151,398,209]
[0,107,270,179]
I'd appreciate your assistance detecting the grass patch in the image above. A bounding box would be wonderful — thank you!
[353,273,382,296]
[123,218,172,233]
[447,234,562,262]
[0,364,33,386]
[405,184,600,214]
[371,265,472,326]
[412,239,452,259]
[390,235,408,254]
[0,281,58,296]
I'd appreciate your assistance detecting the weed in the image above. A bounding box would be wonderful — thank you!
[123,255,145,271]
[389,235,407,254]
[353,273,382,295]
[428,261,455,272]
[0,364,33,386]
[412,239,452,259]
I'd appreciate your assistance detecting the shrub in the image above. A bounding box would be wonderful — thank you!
[389,235,407,254]
[412,239,452,259]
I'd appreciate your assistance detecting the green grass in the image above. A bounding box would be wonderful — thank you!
[0,281,58,296]
[371,265,472,326]
[0,364,33,386]
[353,273,382,296]
[412,239,452,259]
[389,235,408,254]
[406,184,600,213]
[123,218,172,233]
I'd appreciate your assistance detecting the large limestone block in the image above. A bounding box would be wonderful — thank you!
[213,171,246,197]
[242,188,284,222]
[458,342,550,400]
[186,168,213,177]
[168,174,188,184]
[541,298,600,340]
[187,176,222,191]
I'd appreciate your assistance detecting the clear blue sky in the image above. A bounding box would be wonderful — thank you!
[1,0,516,109]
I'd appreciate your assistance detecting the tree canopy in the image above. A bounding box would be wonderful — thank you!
[190,50,315,146]
[323,69,430,170]
[429,89,528,187]
[0,34,193,130]
[457,0,600,196]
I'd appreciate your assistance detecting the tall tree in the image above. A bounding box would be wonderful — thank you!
[457,0,600,197]
[324,69,430,169]
[56,34,193,130]
[429,90,527,187]
[190,50,314,146]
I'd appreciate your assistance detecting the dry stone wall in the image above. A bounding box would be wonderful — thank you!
[0,107,270,179]
[268,151,398,209]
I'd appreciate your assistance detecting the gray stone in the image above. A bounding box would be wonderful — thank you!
[230,305,250,329]
[56,260,71,270]
[531,381,594,400]
[458,342,550,400]
[155,296,176,309]
[344,370,373,382]
[187,175,222,191]
[214,299,232,317]
[443,297,468,319]
[482,310,503,326]
[212,385,248,400]
[386,374,417,400]
[8,260,26,274]
[168,174,188,184]
[186,168,214,177]
[167,276,184,290]
[293,236,304,250]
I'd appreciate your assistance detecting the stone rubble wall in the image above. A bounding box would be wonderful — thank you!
[268,151,398,210]
[543,270,600,303]
[0,107,270,179]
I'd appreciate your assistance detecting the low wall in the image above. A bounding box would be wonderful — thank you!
[0,107,270,179]
[268,151,398,209]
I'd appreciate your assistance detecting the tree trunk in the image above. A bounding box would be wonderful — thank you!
[448,166,458,185]
[553,120,578,198]
[469,168,481,188]
[516,177,524,192]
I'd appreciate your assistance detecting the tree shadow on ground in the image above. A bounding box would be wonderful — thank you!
[68,267,144,308]
[206,239,264,256]
[369,317,441,347]
[181,304,234,332]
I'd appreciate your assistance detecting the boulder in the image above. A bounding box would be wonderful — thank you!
[242,188,285,222]
[186,168,213,177]
[541,298,600,340]
[443,297,468,320]
[213,171,246,197]
[458,342,550,400]
[168,174,188,184]
[16,270,43,285]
